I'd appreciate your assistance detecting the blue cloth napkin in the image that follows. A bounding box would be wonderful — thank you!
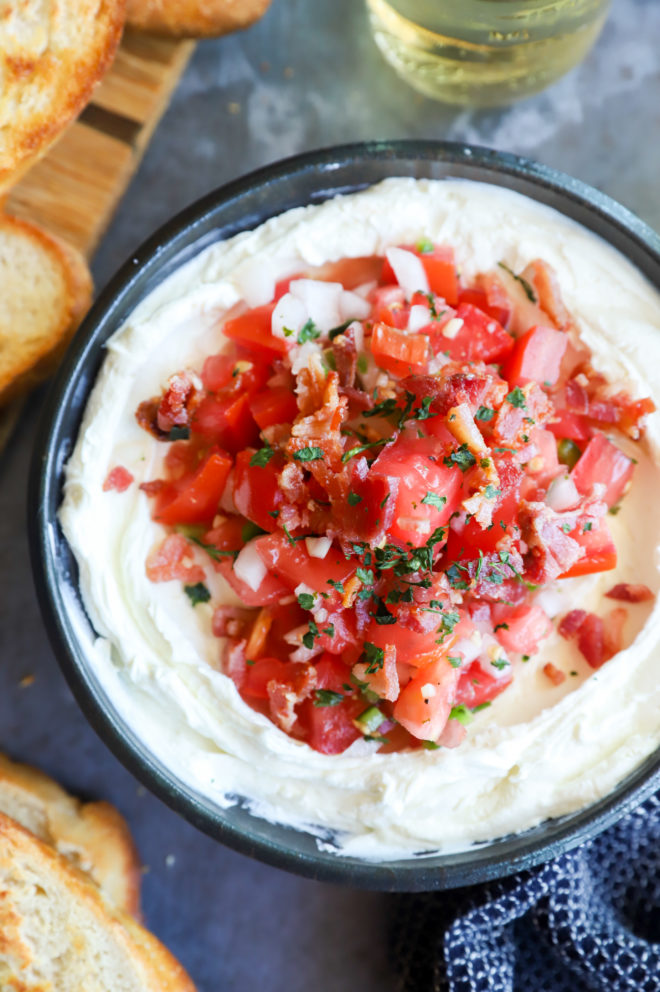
[391,793,659,992]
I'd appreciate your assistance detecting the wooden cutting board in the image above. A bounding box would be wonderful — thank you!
[0,30,195,451]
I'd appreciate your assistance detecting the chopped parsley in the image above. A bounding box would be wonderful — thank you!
[360,642,385,674]
[491,656,510,671]
[297,592,316,610]
[475,406,495,422]
[293,446,324,462]
[493,622,510,632]
[328,319,353,340]
[250,444,275,467]
[472,701,492,713]
[364,397,399,419]
[415,238,434,254]
[314,689,344,707]
[505,386,527,409]
[484,484,501,499]
[341,438,388,462]
[347,491,363,506]
[183,582,210,606]
[422,740,440,750]
[189,537,236,561]
[421,492,447,509]
[327,579,345,594]
[302,620,319,649]
[443,444,477,472]
[168,425,190,441]
[447,656,462,668]
[297,319,321,344]
[582,521,593,532]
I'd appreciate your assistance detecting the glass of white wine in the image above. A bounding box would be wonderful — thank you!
[366,0,611,106]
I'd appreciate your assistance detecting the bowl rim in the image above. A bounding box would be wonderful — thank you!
[28,139,660,891]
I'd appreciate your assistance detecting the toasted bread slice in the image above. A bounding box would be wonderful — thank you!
[0,1,126,192]
[0,215,93,407]
[126,0,271,37]
[0,754,140,919]
[0,813,196,991]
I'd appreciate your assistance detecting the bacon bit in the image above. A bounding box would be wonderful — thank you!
[212,606,255,639]
[139,479,167,496]
[342,574,361,609]
[520,503,583,583]
[103,466,134,492]
[245,607,273,660]
[565,378,589,414]
[605,583,654,603]
[522,259,572,330]
[446,402,489,457]
[136,397,169,439]
[577,613,606,668]
[353,644,399,702]
[332,327,358,388]
[145,534,205,584]
[543,662,566,686]
[267,664,317,733]
[156,371,201,433]
[224,639,247,691]
[603,607,627,658]
[400,366,507,418]
[558,609,588,639]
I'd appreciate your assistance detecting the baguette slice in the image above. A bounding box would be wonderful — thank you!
[0,215,93,407]
[0,1,126,191]
[0,754,140,919]
[0,813,196,992]
[126,0,271,37]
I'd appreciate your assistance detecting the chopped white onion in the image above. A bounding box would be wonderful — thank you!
[452,637,482,666]
[290,279,343,332]
[408,304,431,333]
[545,474,580,511]
[386,247,429,299]
[353,280,377,299]
[533,587,565,619]
[291,340,322,375]
[346,320,364,354]
[233,540,266,592]
[272,292,307,340]
[233,257,276,308]
[442,317,464,340]
[339,289,371,322]
[219,469,237,514]
[305,536,332,559]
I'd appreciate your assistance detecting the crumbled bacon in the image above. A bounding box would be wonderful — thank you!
[145,534,205,583]
[332,327,358,388]
[605,583,654,603]
[520,502,583,583]
[352,644,399,702]
[224,639,247,691]
[543,662,566,686]
[558,610,588,639]
[400,365,507,418]
[156,371,201,433]
[103,466,134,492]
[603,607,627,658]
[267,664,317,733]
[212,606,256,639]
[135,397,168,439]
[522,259,572,330]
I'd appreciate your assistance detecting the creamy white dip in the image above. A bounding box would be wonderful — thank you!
[60,179,660,859]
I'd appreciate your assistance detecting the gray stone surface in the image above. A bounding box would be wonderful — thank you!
[1,0,659,988]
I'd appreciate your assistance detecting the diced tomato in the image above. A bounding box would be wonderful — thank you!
[454,661,513,708]
[203,515,248,553]
[233,449,284,532]
[504,325,568,388]
[254,532,354,601]
[103,466,134,492]
[368,433,463,547]
[298,655,363,755]
[370,323,429,378]
[370,285,409,329]
[242,657,290,699]
[428,303,514,365]
[393,652,460,742]
[145,534,205,584]
[491,603,551,655]
[153,449,232,525]
[604,606,627,658]
[475,272,513,327]
[249,387,298,430]
[222,303,288,358]
[571,433,634,508]
[559,519,617,579]
[192,392,260,453]
[201,353,237,391]
[382,244,459,304]
[363,617,453,670]
[217,559,288,607]
[605,583,654,603]
[547,409,591,442]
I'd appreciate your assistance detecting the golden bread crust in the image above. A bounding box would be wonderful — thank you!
[126,0,271,37]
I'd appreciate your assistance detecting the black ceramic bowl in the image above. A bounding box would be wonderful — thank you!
[29,141,660,891]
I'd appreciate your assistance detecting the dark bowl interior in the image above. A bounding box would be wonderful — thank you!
[29,140,660,891]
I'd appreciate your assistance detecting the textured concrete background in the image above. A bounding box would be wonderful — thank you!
[1,1,659,988]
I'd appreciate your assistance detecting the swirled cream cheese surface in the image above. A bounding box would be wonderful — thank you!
[60,179,660,859]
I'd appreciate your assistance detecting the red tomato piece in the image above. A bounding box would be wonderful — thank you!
[491,603,551,655]
[254,532,354,600]
[547,409,591,442]
[605,583,654,603]
[558,610,587,639]
[217,559,289,607]
[233,449,284,532]
[201,353,237,391]
[154,449,232,525]
[559,519,617,579]
[249,387,298,430]
[242,657,290,699]
[370,285,409,328]
[222,303,288,358]
[370,322,429,378]
[145,534,205,584]
[476,272,513,327]
[429,303,514,364]
[369,433,463,548]
[570,433,634,508]
[192,392,260,453]
[203,515,248,553]
[454,661,513,708]
[298,655,363,755]
[504,324,568,388]
[364,617,453,670]
[103,466,134,492]
[382,244,459,304]
[393,653,460,742]
[445,458,522,558]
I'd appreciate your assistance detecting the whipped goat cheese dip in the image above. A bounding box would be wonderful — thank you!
[60,179,660,859]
